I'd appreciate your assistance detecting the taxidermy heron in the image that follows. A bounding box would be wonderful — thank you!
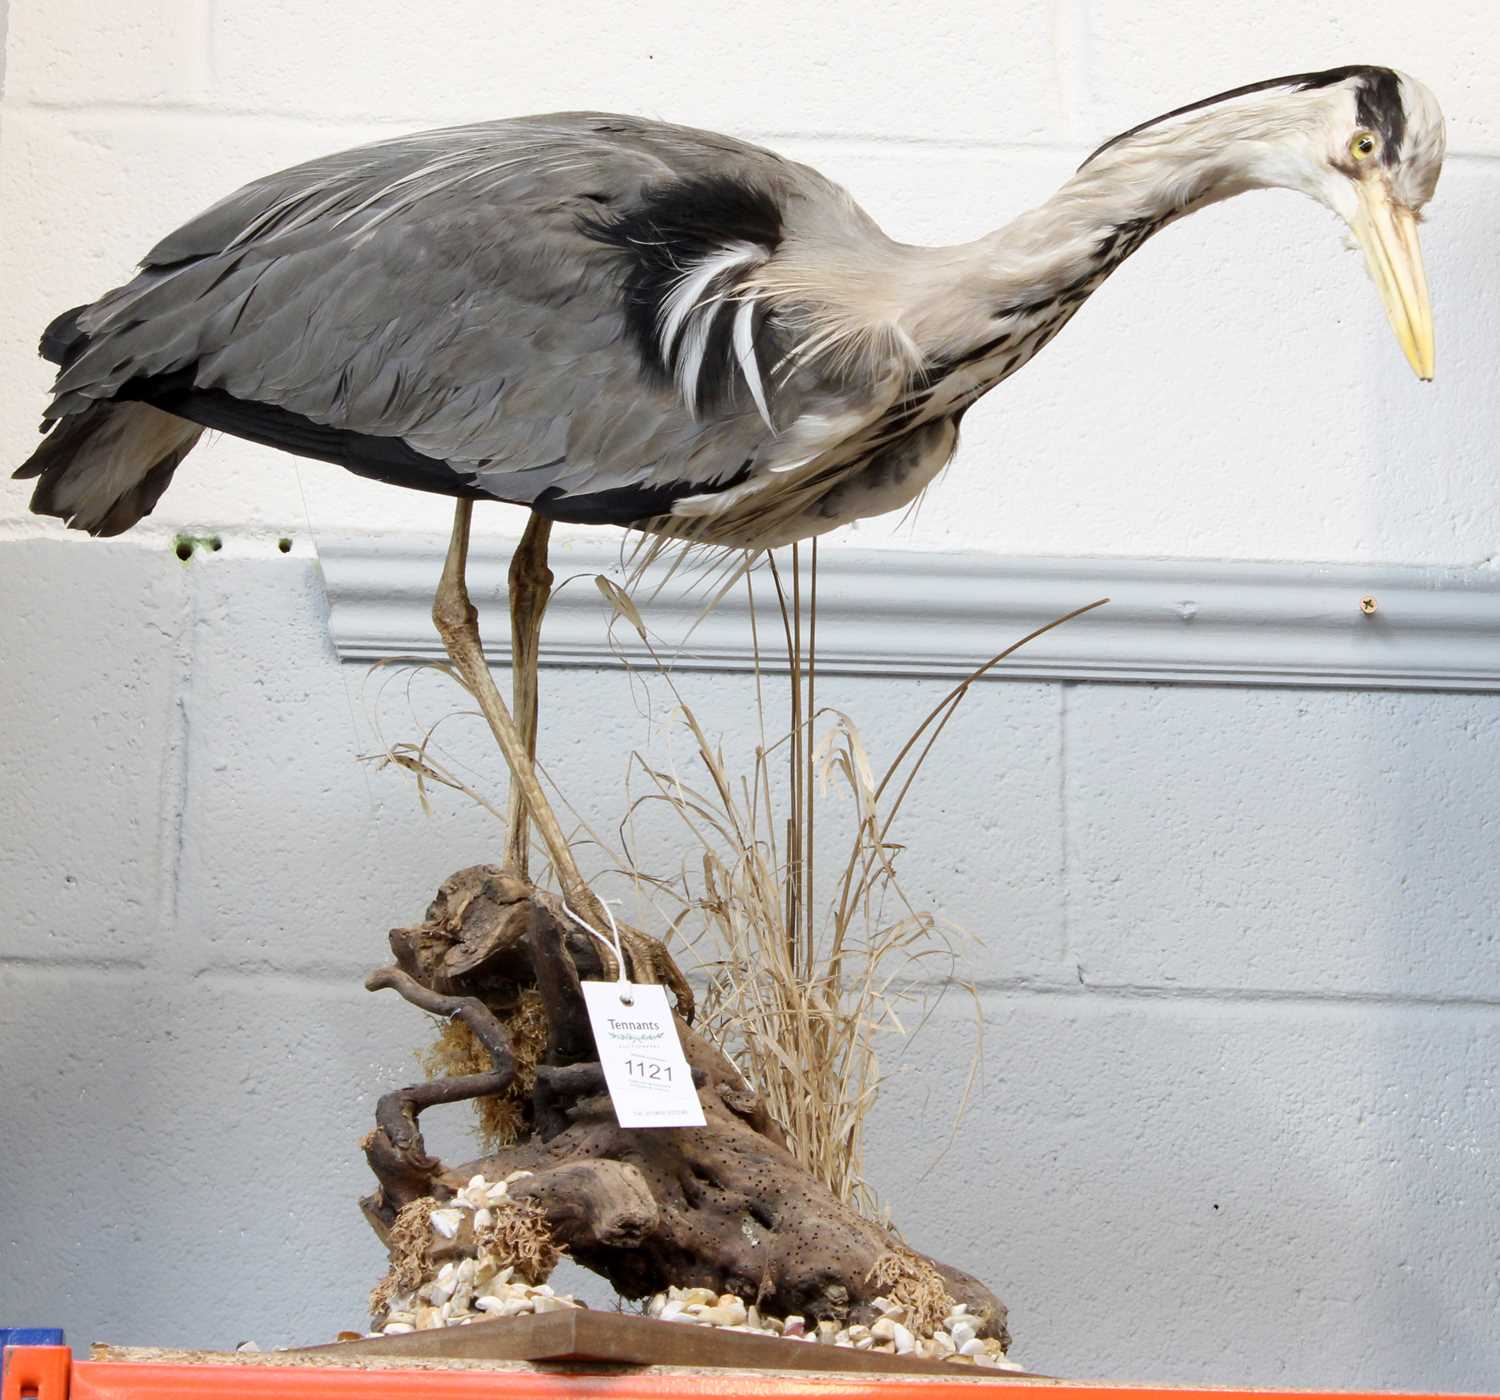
[14,64,1444,919]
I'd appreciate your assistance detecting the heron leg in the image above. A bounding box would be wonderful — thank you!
[431,501,601,923]
[505,514,554,881]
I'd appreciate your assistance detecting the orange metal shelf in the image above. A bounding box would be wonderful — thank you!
[6,1347,1498,1400]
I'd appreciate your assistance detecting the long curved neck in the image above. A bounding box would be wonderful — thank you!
[986,144,1244,299]
[898,133,1258,370]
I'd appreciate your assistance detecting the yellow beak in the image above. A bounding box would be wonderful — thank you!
[1351,181,1435,380]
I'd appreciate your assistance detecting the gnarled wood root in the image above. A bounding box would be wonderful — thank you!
[361,865,1008,1347]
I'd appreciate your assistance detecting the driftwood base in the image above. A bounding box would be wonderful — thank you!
[361,866,1007,1346]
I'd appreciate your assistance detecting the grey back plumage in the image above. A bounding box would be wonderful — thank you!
[33,113,871,535]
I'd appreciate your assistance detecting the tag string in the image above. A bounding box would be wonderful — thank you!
[561,898,634,1006]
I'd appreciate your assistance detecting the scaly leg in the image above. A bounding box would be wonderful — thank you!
[431,501,601,926]
[505,514,554,881]
[431,502,693,1015]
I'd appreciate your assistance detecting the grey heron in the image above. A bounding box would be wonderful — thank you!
[14,64,1444,924]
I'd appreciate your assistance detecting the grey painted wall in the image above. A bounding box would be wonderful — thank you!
[2,536,1496,1389]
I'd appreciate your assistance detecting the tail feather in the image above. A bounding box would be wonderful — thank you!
[14,402,202,537]
[39,303,90,367]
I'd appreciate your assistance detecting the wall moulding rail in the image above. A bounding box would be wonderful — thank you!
[317,536,1500,693]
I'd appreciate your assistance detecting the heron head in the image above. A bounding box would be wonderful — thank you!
[1085,65,1444,379]
[1286,67,1442,380]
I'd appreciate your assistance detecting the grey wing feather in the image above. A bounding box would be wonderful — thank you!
[44,113,841,516]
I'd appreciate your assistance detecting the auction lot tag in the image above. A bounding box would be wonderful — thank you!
[580,980,706,1129]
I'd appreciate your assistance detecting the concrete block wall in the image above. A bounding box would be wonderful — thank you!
[2,3,1497,1390]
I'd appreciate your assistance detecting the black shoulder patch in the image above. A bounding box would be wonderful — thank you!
[579,174,784,412]
[1081,64,1405,169]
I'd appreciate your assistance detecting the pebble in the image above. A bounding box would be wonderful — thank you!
[364,1181,1021,1372]
[642,1283,1021,1370]
[366,1175,586,1337]
[429,1208,463,1240]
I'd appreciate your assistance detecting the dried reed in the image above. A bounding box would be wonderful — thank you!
[365,549,1105,1217]
[599,557,1106,1213]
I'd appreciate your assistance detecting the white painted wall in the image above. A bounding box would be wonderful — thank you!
[2,3,1498,1391]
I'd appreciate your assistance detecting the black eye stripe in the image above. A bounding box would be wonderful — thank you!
[1080,64,1406,170]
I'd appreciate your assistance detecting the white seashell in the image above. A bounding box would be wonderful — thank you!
[473,1208,493,1232]
[660,1300,686,1322]
[504,1170,534,1184]
[870,1318,897,1342]
[892,1323,915,1354]
[932,1330,956,1356]
[490,1266,514,1289]
[468,1174,488,1191]
[950,1320,976,1348]
[816,1321,839,1343]
[456,1258,477,1284]
[959,1338,987,1357]
[381,1323,413,1335]
[946,1303,969,1318]
[429,1208,463,1239]
[854,1336,875,1351]
[485,1183,510,1205]
[533,1284,554,1296]
[532,1295,572,1314]
[647,1293,667,1319]
[781,1315,806,1338]
[716,1296,747,1325]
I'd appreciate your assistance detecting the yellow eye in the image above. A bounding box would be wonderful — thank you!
[1349,131,1379,161]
